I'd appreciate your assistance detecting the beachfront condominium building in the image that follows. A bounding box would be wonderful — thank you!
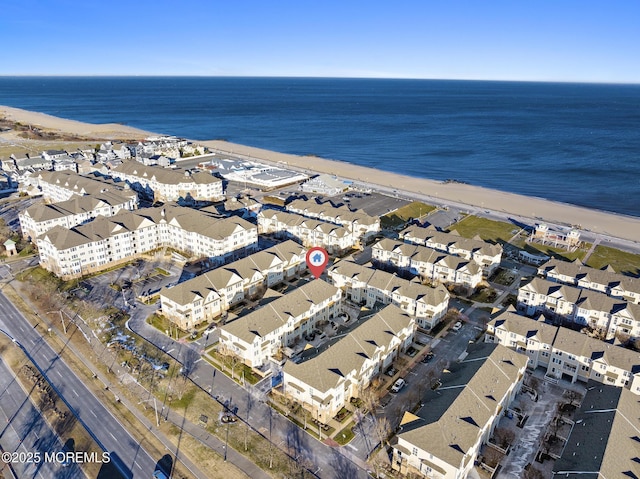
[372,238,483,288]
[486,308,640,394]
[257,209,357,254]
[286,198,381,242]
[36,170,130,203]
[518,277,640,340]
[109,160,224,202]
[160,240,307,330]
[37,205,257,280]
[19,190,139,241]
[539,258,640,305]
[328,260,450,330]
[391,343,528,479]
[552,382,640,478]
[218,279,342,368]
[282,304,415,423]
[399,225,502,275]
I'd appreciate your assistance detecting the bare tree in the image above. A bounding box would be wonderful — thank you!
[374,417,392,446]
[524,466,546,479]
[493,427,515,448]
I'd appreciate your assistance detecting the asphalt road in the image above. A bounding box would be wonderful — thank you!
[0,358,79,479]
[0,291,159,479]
[128,310,370,479]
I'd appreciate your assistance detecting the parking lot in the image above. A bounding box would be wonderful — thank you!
[327,191,410,217]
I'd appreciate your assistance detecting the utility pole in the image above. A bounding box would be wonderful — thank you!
[47,310,66,334]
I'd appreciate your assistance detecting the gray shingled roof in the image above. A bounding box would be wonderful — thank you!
[283,304,413,392]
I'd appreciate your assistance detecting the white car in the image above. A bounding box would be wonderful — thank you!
[391,378,406,393]
[452,321,463,332]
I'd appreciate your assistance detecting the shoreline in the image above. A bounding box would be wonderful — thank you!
[2,104,639,243]
[201,140,640,243]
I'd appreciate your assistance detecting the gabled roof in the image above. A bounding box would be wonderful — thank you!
[397,343,528,469]
[283,304,414,392]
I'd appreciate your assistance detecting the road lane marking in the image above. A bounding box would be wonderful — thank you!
[72,388,79,396]
[109,432,117,441]
[90,410,98,418]
[135,463,142,470]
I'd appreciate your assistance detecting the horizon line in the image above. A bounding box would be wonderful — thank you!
[0,74,639,86]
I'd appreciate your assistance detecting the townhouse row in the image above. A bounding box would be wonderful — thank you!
[392,343,527,479]
[328,259,450,330]
[19,189,139,241]
[257,209,358,254]
[282,304,415,423]
[552,382,640,478]
[37,205,257,280]
[219,279,342,368]
[518,276,640,339]
[110,160,224,202]
[372,238,483,288]
[285,198,380,241]
[399,225,502,275]
[539,257,640,305]
[486,308,640,394]
[160,240,307,330]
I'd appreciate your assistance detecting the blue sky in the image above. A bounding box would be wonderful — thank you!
[2,0,639,82]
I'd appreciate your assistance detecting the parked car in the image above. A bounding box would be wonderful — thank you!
[452,321,463,332]
[421,351,434,363]
[385,367,398,377]
[391,378,406,393]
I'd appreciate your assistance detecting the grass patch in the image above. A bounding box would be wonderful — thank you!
[381,201,436,229]
[147,313,189,339]
[334,421,356,445]
[156,267,170,276]
[448,215,520,244]
[586,245,640,276]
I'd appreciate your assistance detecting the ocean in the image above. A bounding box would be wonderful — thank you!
[1,77,639,217]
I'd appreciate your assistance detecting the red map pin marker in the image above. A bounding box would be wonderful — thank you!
[306,247,329,279]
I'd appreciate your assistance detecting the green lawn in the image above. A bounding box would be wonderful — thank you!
[381,201,436,229]
[147,313,189,339]
[586,245,640,276]
[448,216,520,244]
[334,421,356,445]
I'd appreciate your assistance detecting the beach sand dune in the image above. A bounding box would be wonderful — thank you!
[202,140,640,243]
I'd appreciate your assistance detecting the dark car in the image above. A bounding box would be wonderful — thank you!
[421,351,435,363]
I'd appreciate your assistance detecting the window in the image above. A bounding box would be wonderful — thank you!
[412,447,418,456]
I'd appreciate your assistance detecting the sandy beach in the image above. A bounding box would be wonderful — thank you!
[202,140,640,243]
[0,105,154,140]
[1,104,638,243]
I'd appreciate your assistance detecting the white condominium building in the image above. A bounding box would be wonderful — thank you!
[19,190,138,241]
[286,198,381,241]
[282,304,415,423]
[329,260,450,330]
[257,209,357,254]
[486,308,640,394]
[399,225,502,275]
[539,258,640,305]
[110,160,224,202]
[391,343,527,479]
[37,205,257,280]
[518,277,640,340]
[372,238,483,288]
[37,170,129,203]
[218,279,342,368]
[160,240,307,330]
